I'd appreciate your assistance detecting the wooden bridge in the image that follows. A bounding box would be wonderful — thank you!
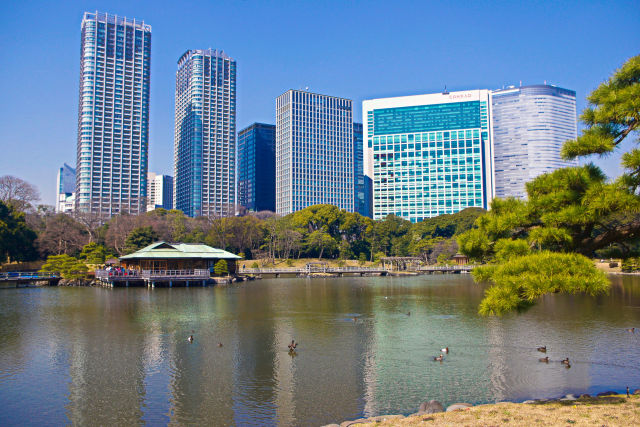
[0,272,61,287]
[242,264,475,277]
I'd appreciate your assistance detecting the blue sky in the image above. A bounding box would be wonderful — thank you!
[0,0,637,205]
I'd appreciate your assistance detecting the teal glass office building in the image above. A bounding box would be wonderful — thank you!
[363,90,495,222]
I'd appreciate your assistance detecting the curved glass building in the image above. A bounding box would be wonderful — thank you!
[491,85,577,199]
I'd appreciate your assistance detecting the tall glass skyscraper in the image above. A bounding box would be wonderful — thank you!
[363,90,495,222]
[238,123,276,212]
[491,84,577,199]
[174,49,236,218]
[353,123,371,217]
[56,163,76,213]
[146,173,173,211]
[275,90,354,215]
[76,12,151,217]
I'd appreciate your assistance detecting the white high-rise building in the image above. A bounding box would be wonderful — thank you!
[275,90,354,215]
[491,84,577,199]
[75,12,152,218]
[56,163,76,213]
[174,49,236,218]
[363,90,495,222]
[146,173,173,211]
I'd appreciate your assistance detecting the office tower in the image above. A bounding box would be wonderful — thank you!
[56,163,76,213]
[238,123,276,212]
[75,12,151,217]
[275,90,354,215]
[146,173,173,211]
[363,89,495,222]
[491,84,578,199]
[353,123,371,217]
[174,49,236,218]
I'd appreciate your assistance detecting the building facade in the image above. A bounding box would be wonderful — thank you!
[353,123,371,217]
[363,90,495,222]
[75,11,151,217]
[146,173,173,211]
[275,90,354,215]
[491,84,577,199]
[238,123,276,212]
[56,163,76,213]
[174,49,236,218]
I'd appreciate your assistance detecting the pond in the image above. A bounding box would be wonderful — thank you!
[1,274,639,426]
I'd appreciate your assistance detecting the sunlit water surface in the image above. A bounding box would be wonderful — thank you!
[1,275,640,426]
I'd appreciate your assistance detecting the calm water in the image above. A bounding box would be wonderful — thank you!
[1,275,640,426]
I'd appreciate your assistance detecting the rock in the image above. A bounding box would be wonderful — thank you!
[365,415,404,423]
[522,400,536,404]
[418,400,444,414]
[560,394,578,401]
[321,424,340,427]
[633,389,640,395]
[446,403,473,412]
[340,419,368,427]
[495,401,512,404]
[597,391,618,397]
[579,394,591,398]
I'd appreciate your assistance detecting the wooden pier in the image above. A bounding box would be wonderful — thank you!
[0,272,61,287]
[242,264,475,277]
[95,269,212,287]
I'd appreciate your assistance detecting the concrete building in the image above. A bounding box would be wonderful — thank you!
[491,84,577,199]
[56,163,76,213]
[146,173,173,211]
[174,49,236,218]
[237,123,276,212]
[353,123,371,217]
[275,90,354,215]
[75,11,151,217]
[363,89,495,222]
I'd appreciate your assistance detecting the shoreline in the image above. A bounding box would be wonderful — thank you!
[328,390,640,426]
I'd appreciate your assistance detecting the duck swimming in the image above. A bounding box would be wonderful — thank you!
[539,357,549,363]
[217,342,223,347]
[433,354,444,362]
[441,347,449,354]
[561,358,570,365]
[187,335,194,343]
[288,340,298,351]
[537,346,547,353]
[627,328,635,333]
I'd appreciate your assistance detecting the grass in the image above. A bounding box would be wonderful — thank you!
[355,395,640,426]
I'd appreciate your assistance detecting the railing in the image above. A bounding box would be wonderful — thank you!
[241,266,388,274]
[95,269,141,279]
[0,272,59,280]
[417,265,476,270]
[140,269,210,280]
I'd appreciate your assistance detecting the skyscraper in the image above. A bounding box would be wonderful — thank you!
[174,49,236,218]
[146,173,174,211]
[353,123,371,217]
[491,84,577,199]
[363,90,495,222]
[275,90,354,215]
[56,163,76,213]
[238,123,276,212]
[75,12,151,217]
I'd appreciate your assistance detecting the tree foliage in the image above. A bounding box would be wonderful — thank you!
[0,175,40,212]
[0,200,38,262]
[214,259,228,275]
[40,254,88,280]
[124,226,159,254]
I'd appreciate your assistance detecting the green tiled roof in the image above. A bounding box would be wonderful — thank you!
[119,242,242,260]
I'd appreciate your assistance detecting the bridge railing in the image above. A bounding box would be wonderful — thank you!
[417,265,476,270]
[0,272,59,280]
[141,269,210,280]
[95,269,141,279]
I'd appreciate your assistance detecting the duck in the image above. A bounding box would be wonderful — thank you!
[441,347,449,354]
[217,342,223,347]
[627,328,635,333]
[433,354,444,362]
[564,362,571,369]
[539,357,549,363]
[406,311,411,316]
[537,346,547,353]
[561,358,570,365]
[288,340,298,351]
[187,335,194,343]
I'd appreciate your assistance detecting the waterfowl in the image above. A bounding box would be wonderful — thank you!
[627,328,635,333]
[433,354,444,362]
[561,358,570,365]
[187,335,194,343]
[564,363,571,369]
[288,340,298,351]
[406,311,411,316]
[217,342,223,347]
[537,346,547,353]
[539,357,549,363]
[441,347,449,354]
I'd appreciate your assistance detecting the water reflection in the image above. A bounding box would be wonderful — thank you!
[0,275,639,425]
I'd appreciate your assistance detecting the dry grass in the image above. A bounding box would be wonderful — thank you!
[356,395,640,427]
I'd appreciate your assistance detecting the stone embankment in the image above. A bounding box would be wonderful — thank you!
[325,389,640,426]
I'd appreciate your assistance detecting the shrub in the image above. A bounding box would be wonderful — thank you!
[251,262,259,269]
[214,259,228,275]
[358,252,367,266]
[40,254,88,280]
[286,259,293,267]
[609,262,618,268]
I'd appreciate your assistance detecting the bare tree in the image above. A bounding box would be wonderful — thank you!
[37,213,89,256]
[0,175,40,211]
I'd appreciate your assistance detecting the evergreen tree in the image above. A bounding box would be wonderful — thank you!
[214,259,228,275]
